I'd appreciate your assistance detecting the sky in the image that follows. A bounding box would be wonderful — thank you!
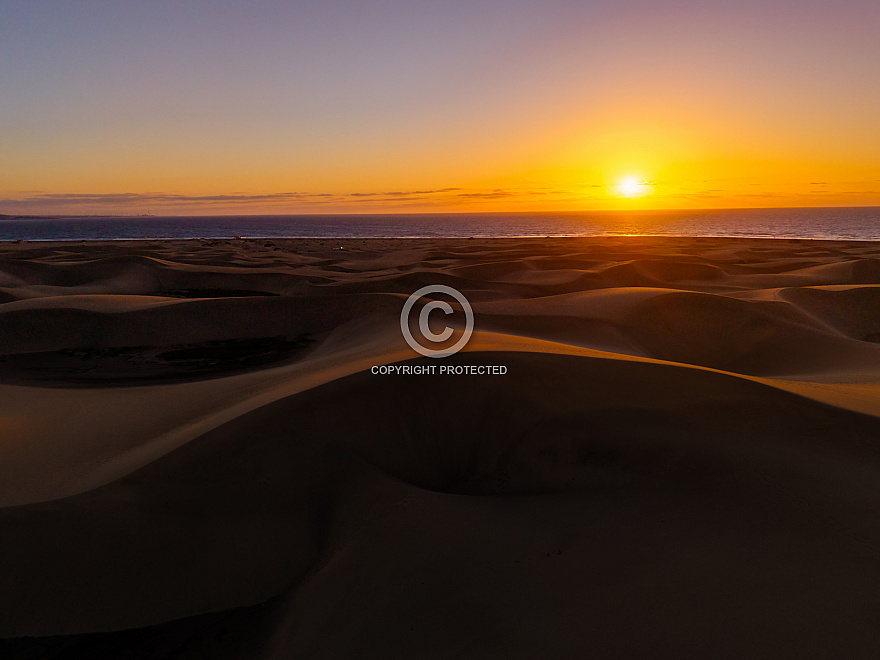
[1,0,879,215]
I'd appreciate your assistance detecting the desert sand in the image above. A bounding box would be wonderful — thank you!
[2,236,880,658]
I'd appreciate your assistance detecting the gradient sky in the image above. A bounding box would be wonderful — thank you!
[1,0,879,215]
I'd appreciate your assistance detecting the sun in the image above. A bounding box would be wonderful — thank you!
[615,176,651,198]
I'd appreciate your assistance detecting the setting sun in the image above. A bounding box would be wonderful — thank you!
[615,177,652,198]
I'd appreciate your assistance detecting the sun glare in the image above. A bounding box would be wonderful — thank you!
[616,177,651,198]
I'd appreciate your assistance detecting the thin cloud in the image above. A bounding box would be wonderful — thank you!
[15,192,324,204]
[383,188,462,196]
[348,188,461,198]
[0,185,607,213]
[457,189,514,199]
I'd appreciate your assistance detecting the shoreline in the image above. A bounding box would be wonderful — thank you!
[2,234,880,245]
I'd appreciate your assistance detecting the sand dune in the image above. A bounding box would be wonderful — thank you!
[2,236,880,657]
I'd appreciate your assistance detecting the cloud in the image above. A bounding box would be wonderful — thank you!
[10,192,327,205]
[348,188,461,198]
[456,189,514,199]
[0,191,352,215]
[0,185,596,214]
[386,188,462,196]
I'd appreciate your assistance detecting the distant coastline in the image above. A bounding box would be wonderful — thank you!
[0,214,155,220]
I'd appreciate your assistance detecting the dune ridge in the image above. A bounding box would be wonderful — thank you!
[2,236,880,658]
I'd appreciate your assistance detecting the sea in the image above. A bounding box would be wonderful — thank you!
[1,207,879,242]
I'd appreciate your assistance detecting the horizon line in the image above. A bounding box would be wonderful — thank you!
[2,204,879,220]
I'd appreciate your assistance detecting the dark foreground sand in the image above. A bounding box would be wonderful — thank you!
[2,236,880,658]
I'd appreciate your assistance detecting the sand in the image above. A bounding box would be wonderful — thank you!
[2,235,880,658]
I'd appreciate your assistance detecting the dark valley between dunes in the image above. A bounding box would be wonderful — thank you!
[2,236,880,658]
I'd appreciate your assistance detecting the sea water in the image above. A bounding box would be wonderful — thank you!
[0,207,878,242]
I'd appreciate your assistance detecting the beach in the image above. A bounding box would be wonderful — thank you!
[2,235,880,657]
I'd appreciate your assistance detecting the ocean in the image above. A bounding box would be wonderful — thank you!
[1,207,879,242]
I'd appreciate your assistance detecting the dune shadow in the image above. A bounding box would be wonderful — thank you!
[0,335,314,387]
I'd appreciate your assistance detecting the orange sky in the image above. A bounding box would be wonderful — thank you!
[1,1,878,215]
